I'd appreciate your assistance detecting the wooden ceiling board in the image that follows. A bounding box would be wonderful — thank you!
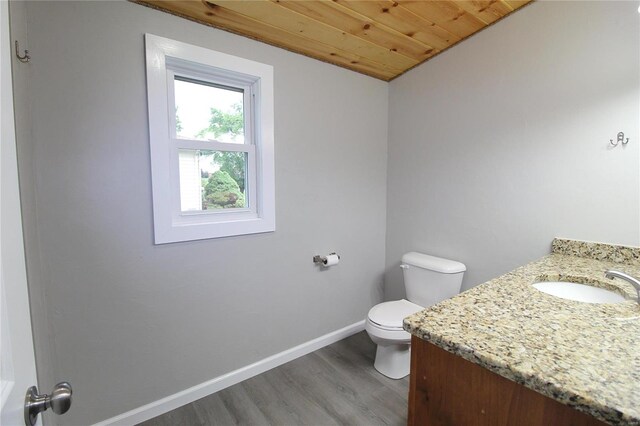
[454,1,515,25]
[396,1,486,38]
[504,0,531,9]
[334,0,460,51]
[137,0,401,79]
[133,0,532,81]
[272,1,435,61]
[209,0,418,69]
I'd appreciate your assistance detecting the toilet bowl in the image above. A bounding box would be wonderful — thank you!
[365,299,423,379]
[365,252,466,379]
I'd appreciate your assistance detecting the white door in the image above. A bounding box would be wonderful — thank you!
[1,0,39,423]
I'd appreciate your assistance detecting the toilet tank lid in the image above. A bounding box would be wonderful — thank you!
[402,252,466,273]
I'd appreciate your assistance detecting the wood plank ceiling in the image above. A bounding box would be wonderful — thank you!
[133,0,532,81]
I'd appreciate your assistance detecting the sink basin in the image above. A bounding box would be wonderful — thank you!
[533,281,626,304]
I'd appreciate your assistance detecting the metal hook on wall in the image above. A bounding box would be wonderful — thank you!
[610,131,629,147]
[15,40,30,63]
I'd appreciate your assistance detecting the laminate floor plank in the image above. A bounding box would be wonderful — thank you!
[216,384,271,425]
[328,334,408,398]
[191,395,236,426]
[140,331,409,426]
[279,352,385,425]
[142,402,203,426]
[258,367,341,425]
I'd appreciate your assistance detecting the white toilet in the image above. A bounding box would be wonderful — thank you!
[365,252,466,379]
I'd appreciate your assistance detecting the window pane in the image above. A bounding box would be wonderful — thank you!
[179,149,247,212]
[174,78,244,144]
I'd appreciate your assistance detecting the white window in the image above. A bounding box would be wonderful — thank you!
[145,34,275,244]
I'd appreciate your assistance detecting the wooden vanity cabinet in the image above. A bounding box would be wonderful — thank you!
[408,336,605,426]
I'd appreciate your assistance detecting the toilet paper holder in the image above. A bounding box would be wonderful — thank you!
[313,253,340,266]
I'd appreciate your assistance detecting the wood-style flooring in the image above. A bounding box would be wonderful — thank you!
[139,331,409,426]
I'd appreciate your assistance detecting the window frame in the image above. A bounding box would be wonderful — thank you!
[145,34,275,244]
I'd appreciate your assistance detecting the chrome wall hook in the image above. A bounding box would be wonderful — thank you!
[15,40,30,63]
[610,131,629,147]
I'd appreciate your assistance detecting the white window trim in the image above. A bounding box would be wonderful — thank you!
[145,34,275,244]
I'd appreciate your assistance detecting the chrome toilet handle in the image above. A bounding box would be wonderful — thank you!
[400,264,410,269]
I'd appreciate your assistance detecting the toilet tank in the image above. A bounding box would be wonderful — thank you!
[401,252,466,308]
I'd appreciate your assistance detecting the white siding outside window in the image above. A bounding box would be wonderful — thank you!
[178,150,201,212]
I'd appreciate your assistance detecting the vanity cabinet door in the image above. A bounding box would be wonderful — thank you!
[408,337,605,426]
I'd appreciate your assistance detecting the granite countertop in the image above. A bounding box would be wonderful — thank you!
[403,239,640,425]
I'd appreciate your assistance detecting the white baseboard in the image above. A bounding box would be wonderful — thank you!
[94,320,366,426]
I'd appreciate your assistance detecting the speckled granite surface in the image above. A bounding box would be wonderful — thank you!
[404,239,640,425]
[553,238,640,266]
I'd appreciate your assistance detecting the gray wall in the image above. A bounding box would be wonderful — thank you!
[385,1,640,299]
[13,2,388,424]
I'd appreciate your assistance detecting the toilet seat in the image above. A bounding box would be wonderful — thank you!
[367,299,423,330]
[366,318,411,344]
[366,299,424,345]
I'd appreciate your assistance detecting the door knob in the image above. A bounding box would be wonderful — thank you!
[24,382,72,426]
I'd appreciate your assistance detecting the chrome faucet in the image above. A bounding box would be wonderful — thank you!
[604,270,640,302]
